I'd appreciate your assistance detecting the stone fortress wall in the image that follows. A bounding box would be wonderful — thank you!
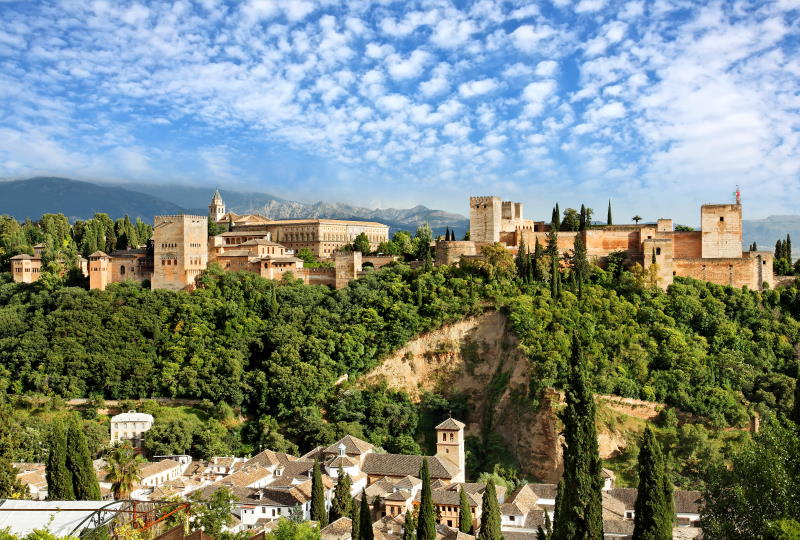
[447,195,774,291]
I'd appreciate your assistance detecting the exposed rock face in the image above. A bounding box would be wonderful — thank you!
[364,310,563,482]
[364,311,667,483]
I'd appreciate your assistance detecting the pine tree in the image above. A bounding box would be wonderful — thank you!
[403,510,416,540]
[607,200,613,226]
[67,418,101,500]
[478,480,501,540]
[632,426,673,540]
[459,486,473,534]
[311,458,328,526]
[553,335,603,540]
[330,467,352,523]
[46,420,74,500]
[417,458,436,540]
[359,489,374,540]
[351,496,361,540]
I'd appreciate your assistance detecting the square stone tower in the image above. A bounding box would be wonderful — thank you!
[701,204,742,258]
[152,215,209,290]
[470,196,502,243]
[88,251,112,290]
[435,417,465,483]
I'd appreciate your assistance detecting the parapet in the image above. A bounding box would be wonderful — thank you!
[469,196,502,206]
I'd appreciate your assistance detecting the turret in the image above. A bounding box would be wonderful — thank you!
[208,189,226,222]
[435,417,465,483]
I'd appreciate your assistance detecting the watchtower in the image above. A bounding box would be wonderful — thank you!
[152,215,208,290]
[435,418,465,483]
[701,204,742,259]
[88,251,112,291]
[469,196,502,243]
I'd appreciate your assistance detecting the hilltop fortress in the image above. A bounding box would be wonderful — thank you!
[437,195,774,290]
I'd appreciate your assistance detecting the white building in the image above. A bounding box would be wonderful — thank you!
[110,410,154,449]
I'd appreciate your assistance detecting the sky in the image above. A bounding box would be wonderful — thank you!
[0,0,799,225]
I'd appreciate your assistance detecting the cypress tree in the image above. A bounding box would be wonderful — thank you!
[478,480,501,540]
[553,335,603,540]
[791,362,800,426]
[359,489,374,540]
[451,230,456,241]
[579,204,587,231]
[555,203,561,230]
[351,496,361,540]
[607,200,613,226]
[330,467,352,523]
[403,510,416,540]
[787,234,792,261]
[46,420,74,500]
[551,252,559,300]
[632,426,673,540]
[776,240,784,260]
[417,458,436,540]
[516,239,528,282]
[445,227,450,242]
[459,486,473,534]
[533,238,543,282]
[67,418,101,500]
[571,234,589,299]
[311,458,328,526]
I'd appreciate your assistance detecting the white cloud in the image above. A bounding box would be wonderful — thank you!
[575,0,606,13]
[386,49,431,80]
[430,18,477,48]
[535,60,559,77]
[458,78,498,98]
[510,24,554,52]
[419,62,452,97]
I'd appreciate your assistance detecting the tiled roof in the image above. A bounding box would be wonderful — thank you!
[88,250,110,258]
[384,490,412,502]
[328,456,358,468]
[526,483,557,500]
[111,411,153,423]
[321,517,352,540]
[244,450,297,469]
[603,519,635,535]
[606,488,637,510]
[324,435,374,456]
[601,492,627,520]
[363,455,459,480]
[393,476,422,490]
[241,239,284,247]
[215,465,271,488]
[674,490,703,514]
[10,254,35,260]
[139,459,181,478]
[504,484,539,514]
[435,418,465,430]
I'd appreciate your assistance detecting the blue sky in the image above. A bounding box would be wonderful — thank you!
[0,0,798,224]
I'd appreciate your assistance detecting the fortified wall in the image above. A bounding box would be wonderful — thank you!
[450,196,774,291]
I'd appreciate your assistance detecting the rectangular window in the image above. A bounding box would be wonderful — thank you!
[656,247,661,255]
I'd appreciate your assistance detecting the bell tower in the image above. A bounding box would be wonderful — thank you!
[208,190,226,223]
[435,418,465,483]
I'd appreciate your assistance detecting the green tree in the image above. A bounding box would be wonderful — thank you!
[392,231,414,256]
[570,234,589,298]
[632,426,673,540]
[353,233,371,255]
[607,200,612,226]
[46,420,74,500]
[351,496,361,540]
[459,486,473,534]
[0,406,25,499]
[403,510,416,540]
[632,215,642,225]
[311,459,328,526]
[265,519,321,540]
[477,480,501,540]
[144,418,196,455]
[415,224,433,261]
[330,468,352,523]
[359,490,374,540]
[553,335,603,540]
[417,458,436,540]
[105,443,142,500]
[561,208,580,232]
[66,418,101,500]
[192,487,237,538]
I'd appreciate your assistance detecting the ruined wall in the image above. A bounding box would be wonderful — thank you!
[434,241,477,266]
[673,254,769,290]
[701,204,742,258]
[469,196,502,244]
[671,232,702,259]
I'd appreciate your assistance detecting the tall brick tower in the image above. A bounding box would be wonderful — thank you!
[208,190,226,223]
[469,196,502,243]
[152,215,208,290]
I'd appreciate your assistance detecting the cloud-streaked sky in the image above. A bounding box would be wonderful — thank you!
[1,0,799,224]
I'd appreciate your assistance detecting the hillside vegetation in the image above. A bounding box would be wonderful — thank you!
[1,257,800,488]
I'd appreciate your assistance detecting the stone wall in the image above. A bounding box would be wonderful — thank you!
[671,231,702,258]
[642,238,674,289]
[701,204,742,258]
[435,241,477,266]
[469,196,502,243]
[673,252,772,290]
[334,251,362,289]
[152,215,208,291]
[584,228,640,257]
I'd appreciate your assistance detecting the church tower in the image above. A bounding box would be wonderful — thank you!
[208,190,225,223]
[435,418,465,483]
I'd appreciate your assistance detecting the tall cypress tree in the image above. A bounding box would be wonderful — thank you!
[579,204,587,231]
[417,458,436,540]
[46,420,74,500]
[351,496,361,540]
[787,234,793,261]
[607,200,613,225]
[571,234,589,299]
[311,458,328,526]
[403,510,416,540]
[478,480,501,540]
[533,238,543,282]
[330,467,352,523]
[632,426,673,540]
[459,486,473,534]
[553,335,603,540]
[555,203,561,230]
[67,418,101,500]
[516,239,528,282]
[359,490,374,540]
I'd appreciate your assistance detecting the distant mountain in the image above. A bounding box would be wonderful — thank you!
[0,177,186,221]
[743,215,800,258]
[0,177,469,237]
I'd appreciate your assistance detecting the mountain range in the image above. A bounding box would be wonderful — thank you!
[0,177,796,254]
[0,177,469,237]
